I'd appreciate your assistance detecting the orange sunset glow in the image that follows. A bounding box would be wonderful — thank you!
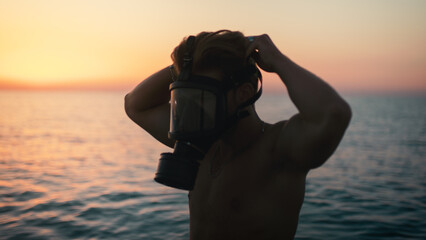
[0,0,425,93]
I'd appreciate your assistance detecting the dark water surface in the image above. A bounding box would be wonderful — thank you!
[1,91,425,239]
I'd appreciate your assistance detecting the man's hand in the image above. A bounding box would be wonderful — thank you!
[246,34,285,73]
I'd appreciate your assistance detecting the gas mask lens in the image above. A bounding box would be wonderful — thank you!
[170,88,217,138]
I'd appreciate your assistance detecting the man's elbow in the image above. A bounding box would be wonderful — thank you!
[339,100,352,126]
[329,100,352,128]
[124,93,136,120]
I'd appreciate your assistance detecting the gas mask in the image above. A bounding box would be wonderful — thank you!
[154,36,262,190]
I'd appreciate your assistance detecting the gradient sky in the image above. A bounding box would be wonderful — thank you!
[0,0,425,92]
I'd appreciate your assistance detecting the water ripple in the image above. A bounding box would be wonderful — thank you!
[1,92,425,239]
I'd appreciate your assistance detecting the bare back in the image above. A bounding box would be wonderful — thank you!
[189,121,308,240]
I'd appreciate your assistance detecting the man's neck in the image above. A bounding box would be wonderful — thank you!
[221,108,264,155]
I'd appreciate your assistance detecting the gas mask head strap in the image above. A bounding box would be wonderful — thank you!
[223,65,263,129]
[232,61,263,112]
[236,66,263,111]
[178,36,196,82]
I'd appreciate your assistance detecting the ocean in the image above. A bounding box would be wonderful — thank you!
[0,91,425,239]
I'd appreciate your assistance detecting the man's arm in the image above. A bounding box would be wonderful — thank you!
[124,66,175,148]
[247,34,352,170]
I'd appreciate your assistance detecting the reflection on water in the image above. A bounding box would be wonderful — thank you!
[1,91,425,239]
[0,91,188,239]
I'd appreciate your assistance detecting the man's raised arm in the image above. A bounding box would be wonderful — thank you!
[247,34,352,169]
[124,66,175,148]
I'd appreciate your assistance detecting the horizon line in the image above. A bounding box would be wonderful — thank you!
[1,86,426,96]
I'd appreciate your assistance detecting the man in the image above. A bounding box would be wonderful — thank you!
[125,30,352,240]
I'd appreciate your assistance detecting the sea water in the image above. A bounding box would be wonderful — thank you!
[0,91,425,239]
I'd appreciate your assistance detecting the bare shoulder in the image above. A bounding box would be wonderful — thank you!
[260,120,305,171]
[262,120,288,142]
[267,108,351,171]
[260,120,288,152]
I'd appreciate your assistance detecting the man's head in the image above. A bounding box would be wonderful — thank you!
[171,30,260,99]
[168,30,262,145]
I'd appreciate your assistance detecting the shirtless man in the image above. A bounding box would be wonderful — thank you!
[125,30,352,240]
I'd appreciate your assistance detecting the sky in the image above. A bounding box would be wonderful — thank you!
[0,0,425,93]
